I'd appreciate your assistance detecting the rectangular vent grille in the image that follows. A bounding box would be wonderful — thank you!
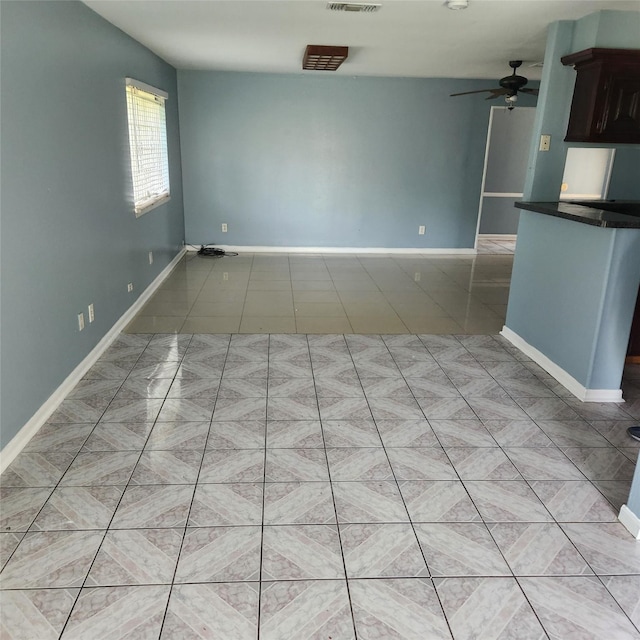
[327,2,381,12]
[303,45,349,71]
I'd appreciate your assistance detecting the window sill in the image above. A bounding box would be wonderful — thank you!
[135,194,171,218]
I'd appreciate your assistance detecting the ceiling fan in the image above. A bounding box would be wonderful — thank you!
[450,61,539,109]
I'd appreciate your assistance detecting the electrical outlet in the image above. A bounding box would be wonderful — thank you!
[223,272,229,281]
[148,251,153,265]
[414,272,421,282]
[539,134,551,151]
[88,304,95,323]
[127,283,134,293]
[221,223,228,233]
[78,312,85,331]
[418,225,426,235]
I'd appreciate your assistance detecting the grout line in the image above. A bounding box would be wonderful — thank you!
[354,334,457,639]
[308,332,360,639]
[255,334,273,640]
[56,332,187,637]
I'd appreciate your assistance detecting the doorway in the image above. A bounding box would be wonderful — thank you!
[475,106,536,245]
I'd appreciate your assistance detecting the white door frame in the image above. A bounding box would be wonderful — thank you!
[474,106,536,249]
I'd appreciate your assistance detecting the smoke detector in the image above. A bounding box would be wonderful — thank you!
[446,0,469,9]
[327,2,381,13]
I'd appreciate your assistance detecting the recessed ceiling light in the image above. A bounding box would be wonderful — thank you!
[446,0,469,9]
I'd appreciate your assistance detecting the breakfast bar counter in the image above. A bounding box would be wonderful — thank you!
[500,202,640,401]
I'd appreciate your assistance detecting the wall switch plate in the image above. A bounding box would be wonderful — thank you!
[88,304,95,323]
[127,283,134,293]
[221,223,228,233]
[78,312,85,331]
[539,134,551,151]
[148,251,153,265]
[418,225,426,235]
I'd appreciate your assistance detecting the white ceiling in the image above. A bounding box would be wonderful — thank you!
[84,0,639,81]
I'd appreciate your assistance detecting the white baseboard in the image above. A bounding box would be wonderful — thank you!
[187,245,477,255]
[500,326,624,403]
[478,234,517,242]
[0,248,186,473]
[618,504,640,539]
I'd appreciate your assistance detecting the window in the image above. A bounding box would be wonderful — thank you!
[125,78,170,216]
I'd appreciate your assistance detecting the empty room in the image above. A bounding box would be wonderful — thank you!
[2,1,640,638]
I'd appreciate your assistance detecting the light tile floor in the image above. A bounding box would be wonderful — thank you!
[125,247,513,335]
[3,243,640,639]
[476,236,517,255]
[1,332,640,639]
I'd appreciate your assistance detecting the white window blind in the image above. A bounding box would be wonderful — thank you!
[125,78,170,216]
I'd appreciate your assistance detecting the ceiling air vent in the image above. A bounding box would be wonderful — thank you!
[303,45,349,71]
[327,2,381,13]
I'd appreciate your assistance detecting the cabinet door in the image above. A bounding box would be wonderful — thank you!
[600,69,640,141]
[562,49,640,144]
[564,62,603,142]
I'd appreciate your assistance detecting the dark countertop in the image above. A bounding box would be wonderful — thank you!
[514,201,640,228]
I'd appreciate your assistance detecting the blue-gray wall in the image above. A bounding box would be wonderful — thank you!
[509,8,640,392]
[177,71,537,249]
[523,12,640,202]
[505,9,640,524]
[507,212,640,389]
[0,1,185,448]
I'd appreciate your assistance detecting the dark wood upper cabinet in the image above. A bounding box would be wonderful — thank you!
[561,48,640,144]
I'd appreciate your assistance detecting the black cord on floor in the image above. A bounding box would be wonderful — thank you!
[185,243,239,258]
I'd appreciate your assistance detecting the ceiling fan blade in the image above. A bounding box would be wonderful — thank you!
[519,87,539,95]
[449,88,498,97]
[485,88,510,100]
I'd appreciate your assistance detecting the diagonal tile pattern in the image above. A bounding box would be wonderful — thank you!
[0,531,104,589]
[519,576,640,639]
[0,588,79,640]
[174,526,262,583]
[488,522,594,576]
[350,578,451,639]
[435,576,546,638]
[414,522,510,577]
[1,314,638,638]
[161,582,259,639]
[0,487,53,533]
[261,524,344,580]
[260,579,355,639]
[86,528,182,586]
[30,486,123,531]
[340,523,428,578]
[61,585,170,639]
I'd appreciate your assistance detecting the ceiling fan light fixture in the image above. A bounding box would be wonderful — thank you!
[446,0,469,10]
[303,45,349,71]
